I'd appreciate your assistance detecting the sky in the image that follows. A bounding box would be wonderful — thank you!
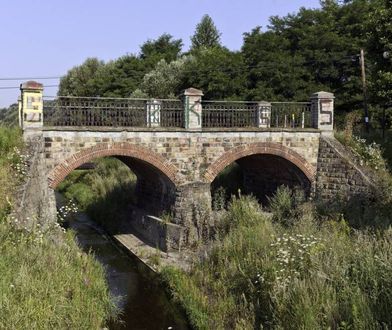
[0,0,320,107]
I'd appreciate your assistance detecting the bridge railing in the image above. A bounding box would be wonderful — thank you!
[202,101,258,128]
[201,100,312,128]
[270,102,312,128]
[43,96,184,128]
[23,85,333,132]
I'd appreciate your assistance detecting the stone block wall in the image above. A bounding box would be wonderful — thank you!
[315,136,372,200]
[13,134,56,227]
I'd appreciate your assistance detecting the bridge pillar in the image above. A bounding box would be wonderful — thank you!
[310,91,334,134]
[173,182,212,246]
[184,88,203,130]
[19,81,44,132]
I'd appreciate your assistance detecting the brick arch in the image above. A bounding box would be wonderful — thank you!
[48,142,180,189]
[204,142,316,183]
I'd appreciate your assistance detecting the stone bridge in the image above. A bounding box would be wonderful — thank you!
[17,81,371,251]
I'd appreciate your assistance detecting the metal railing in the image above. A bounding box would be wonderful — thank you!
[271,102,312,128]
[160,100,184,128]
[202,100,312,128]
[43,96,185,128]
[202,101,258,128]
[43,96,312,129]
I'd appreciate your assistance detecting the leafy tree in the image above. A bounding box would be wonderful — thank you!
[92,55,146,97]
[367,0,392,104]
[140,33,183,67]
[190,15,221,50]
[58,58,104,96]
[141,56,192,98]
[180,47,246,100]
[242,1,371,112]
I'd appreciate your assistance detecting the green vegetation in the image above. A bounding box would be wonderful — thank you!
[57,0,392,123]
[162,192,392,329]
[57,157,136,226]
[0,126,116,329]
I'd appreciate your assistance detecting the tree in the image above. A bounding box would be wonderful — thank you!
[367,0,392,104]
[190,15,221,50]
[92,55,146,97]
[141,56,192,99]
[180,47,246,100]
[140,33,183,67]
[241,1,371,111]
[58,58,104,96]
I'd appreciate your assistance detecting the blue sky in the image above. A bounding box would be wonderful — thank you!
[0,0,320,107]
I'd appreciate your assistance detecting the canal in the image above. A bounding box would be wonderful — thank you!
[67,210,190,330]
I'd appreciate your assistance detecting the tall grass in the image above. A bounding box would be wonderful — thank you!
[162,192,392,329]
[57,157,136,227]
[0,126,116,329]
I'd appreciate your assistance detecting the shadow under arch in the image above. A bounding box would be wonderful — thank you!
[204,142,316,204]
[48,142,180,214]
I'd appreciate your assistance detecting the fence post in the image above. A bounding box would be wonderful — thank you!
[257,101,271,128]
[310,91,334,134]
[184,87,203,130]
[20,81,44,131]
[146,99,161,127]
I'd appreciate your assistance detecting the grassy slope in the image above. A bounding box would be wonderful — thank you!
[0,126,116,329]
[162,193,392,330]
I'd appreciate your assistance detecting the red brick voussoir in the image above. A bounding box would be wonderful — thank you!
[48,142,179,189]
[203,142,316,183]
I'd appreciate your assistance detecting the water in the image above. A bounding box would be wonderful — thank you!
[67,212,190,330]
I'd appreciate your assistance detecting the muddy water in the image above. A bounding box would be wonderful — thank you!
[67,212,190,330]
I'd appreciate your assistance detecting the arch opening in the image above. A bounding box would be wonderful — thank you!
[50,143,180,251]
[211,153,312,207]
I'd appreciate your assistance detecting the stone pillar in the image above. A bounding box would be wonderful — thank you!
[184,88,203,130]
[173,182,212,247]
[20,81,44,132]
[310,91,334,134]
[146,99,161,127]
[257,101,271,128]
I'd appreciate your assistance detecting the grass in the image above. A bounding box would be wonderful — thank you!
[0,126,116,329]
[161,193,392,329]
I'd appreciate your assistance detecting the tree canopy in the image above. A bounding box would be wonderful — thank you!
[58,0,391,127]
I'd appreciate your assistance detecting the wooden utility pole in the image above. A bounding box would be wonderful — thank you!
[360,49,370,132]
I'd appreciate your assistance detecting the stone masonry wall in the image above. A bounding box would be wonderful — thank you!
[43,129,321,186]
[315,136,372,200]
[13,134,56,227]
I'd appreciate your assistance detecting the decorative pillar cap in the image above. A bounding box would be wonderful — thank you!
[184,87,203,97]
[20,81,43,91]
[311,91,334,99]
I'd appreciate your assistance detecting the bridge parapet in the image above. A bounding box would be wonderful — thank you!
[19,82,334,132]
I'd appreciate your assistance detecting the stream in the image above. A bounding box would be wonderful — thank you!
[65,207,190,330]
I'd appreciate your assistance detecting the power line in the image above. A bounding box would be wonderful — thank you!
[0,85,59,90]
[0,76,62,81]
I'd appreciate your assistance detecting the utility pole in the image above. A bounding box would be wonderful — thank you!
[360,49,370,133]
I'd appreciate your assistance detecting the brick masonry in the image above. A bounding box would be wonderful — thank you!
[315,136,372,200]
[19,128,375,249]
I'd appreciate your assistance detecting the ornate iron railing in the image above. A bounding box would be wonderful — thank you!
[43,96,185,128]
[202,101,258,128]
[160,100,184,128]
[202,100,312,128]
[43,96,312,129]
[271,102,312,128]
